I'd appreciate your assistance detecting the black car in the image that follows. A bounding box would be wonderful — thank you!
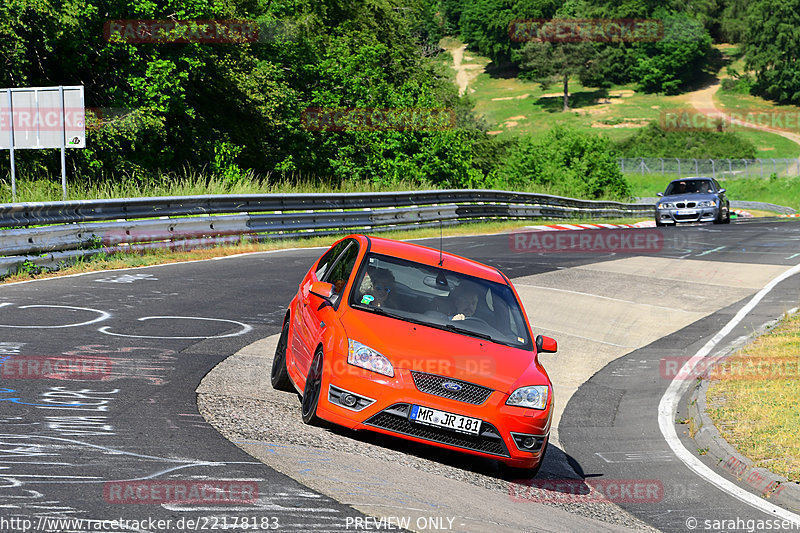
[655,177,730,226]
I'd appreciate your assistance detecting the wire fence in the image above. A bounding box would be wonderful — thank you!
[618,158,800,179]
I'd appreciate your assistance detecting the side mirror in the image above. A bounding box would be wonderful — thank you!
[535,335,557,353]
[718,188,726,194]
[657,192,664,197]
[309,281,334,300]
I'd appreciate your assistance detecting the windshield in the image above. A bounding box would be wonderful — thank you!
[665,179,714,195]
[349,253,532,349]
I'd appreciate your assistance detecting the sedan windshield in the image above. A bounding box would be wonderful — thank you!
[349,253,532,349]
[665,179,714,195]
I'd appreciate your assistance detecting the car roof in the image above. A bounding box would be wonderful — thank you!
[353,235,506,283]
[670,177,713,182]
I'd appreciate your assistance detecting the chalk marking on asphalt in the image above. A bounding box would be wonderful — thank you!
[0,305,110,329]
[697,246,726,256]
[658,261,800,524]
[98,316,253,339]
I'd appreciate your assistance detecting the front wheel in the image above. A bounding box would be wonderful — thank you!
[271,319,294,392]
[499,442,548,480]
[301,348,324,425]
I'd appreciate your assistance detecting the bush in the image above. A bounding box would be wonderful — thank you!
[500,126,631,200]
[614,122,757,159]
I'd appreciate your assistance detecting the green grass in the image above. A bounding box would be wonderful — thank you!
[707,311,800,482]
[451,38,800,162]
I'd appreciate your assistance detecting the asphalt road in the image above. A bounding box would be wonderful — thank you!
[0,220,798,532]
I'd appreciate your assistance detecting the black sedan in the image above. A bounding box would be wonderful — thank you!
[655,177,730,226]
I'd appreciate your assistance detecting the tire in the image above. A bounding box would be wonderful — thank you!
[655,220,664,227]
[301,348,324,425]
[499,441,548,480]
[724,208,731,224]
[271,319,294,392]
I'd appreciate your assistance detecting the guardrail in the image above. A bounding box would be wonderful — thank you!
[0,190,656,275]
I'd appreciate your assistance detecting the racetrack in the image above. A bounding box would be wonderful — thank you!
[2,220,800,532]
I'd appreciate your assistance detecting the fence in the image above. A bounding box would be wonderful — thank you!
[0,190,655,276]
[618,158,800,179]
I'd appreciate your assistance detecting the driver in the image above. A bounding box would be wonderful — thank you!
[450,284,479,321]
[359,267,395,308]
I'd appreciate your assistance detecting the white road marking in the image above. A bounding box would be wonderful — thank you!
[0,305,110,329]
[98,316,253,339]
[658,261,800,524]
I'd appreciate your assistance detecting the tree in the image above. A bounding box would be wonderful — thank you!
[513,41,598,111]
[742,0,800,104]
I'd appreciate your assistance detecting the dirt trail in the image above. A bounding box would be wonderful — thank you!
[448,44,484,96]
[685,79,800,162]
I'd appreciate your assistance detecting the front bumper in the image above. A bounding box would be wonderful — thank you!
[316,365,551,468]
[656,206,720,224]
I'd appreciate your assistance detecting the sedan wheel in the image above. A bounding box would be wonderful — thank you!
[301,348,324,425]
[271,319,294,392]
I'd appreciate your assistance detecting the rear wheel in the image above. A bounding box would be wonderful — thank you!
[301,348,324,425]
[271,319,293,392]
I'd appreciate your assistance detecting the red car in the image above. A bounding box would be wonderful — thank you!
[271,235,557,474]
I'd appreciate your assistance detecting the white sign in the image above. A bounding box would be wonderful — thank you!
[0,86,85,149]
[0,85,85,200]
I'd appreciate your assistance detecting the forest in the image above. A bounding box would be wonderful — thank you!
[0,0,795,200]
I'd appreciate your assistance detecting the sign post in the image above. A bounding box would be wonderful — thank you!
[0,85,85,202]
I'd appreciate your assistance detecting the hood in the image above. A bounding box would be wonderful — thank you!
[660,192,719,203]
[340,307,548,393]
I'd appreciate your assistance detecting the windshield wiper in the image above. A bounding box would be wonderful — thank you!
[443,323,493,341]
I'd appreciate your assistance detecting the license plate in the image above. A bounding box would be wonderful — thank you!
[676,209,697,215]
[409,405,481,435]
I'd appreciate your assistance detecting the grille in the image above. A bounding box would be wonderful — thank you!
[365,403,509,457]
[675,202,697,208]
[674,213,698,220]
[410,371,493,405]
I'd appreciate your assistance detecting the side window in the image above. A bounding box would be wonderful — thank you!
[324,241,360,300]
[315,240,348,280]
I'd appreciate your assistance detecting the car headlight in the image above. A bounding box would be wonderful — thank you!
[348,339,394,377]
[506,385,548,410]
[697,200,717,207]
[658,202,675,209]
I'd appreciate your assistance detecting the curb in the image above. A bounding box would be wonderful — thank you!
[687,366,800,512]
[523,221,655,231]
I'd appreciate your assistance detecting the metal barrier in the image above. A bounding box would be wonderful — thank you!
[0,189,657,275]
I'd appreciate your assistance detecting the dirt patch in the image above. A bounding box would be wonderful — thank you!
[507,115,526,120]
[608,89,635,97]
[487,130,503,135]
[491,94,530,101]
[591,120,648,128]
